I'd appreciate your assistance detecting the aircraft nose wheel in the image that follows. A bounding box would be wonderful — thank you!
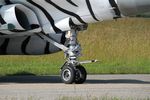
[75,65,87,84]
[61,65,75,84]
[61,28,88,84]
[61,64,87,84]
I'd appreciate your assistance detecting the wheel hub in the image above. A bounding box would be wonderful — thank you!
[62,69,71,81]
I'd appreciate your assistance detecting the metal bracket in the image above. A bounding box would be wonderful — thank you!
[79,60,99,64]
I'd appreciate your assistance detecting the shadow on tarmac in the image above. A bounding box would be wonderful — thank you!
[0,72,149,84]
[0,75,61,84]
[86,79,150,84]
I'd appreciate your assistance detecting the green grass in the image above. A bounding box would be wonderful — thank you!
[0,18,150,76]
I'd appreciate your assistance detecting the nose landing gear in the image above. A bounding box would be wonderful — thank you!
[61,63,87,84]
[38,25,98,84]
[60,26,98,84]
[60,27,88,84]
[37,25,92,84]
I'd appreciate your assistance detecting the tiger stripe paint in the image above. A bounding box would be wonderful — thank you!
[108,0,121,19]
[66,0,78,7]
[45,0,86,24]
[0,0,120,55]
[85,0,99,21]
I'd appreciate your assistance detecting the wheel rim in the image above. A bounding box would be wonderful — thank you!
[62,69,71,82]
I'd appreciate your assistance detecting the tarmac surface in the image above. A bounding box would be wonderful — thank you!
[0,74,149,100]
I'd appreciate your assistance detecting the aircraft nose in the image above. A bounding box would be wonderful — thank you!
[116,0,150,16]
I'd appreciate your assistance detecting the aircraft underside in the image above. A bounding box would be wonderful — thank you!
[0,33,66,55]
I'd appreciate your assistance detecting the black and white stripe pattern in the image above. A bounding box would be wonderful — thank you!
[26,0,62,33]
[1,0,103,34]
[108,0,121,19]
[0,33,66,55]
[85,0,99,21]
[21,36,31,55]
[0,15,6,25]
[1,0,122,32]
[66,0,78,7]
[0,0,121,55]
[0,1,41,34]
[14,0,98,26]
[45,0,86,24]
[0,5,7,35]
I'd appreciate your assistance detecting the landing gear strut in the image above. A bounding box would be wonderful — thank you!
[61,27,87,84]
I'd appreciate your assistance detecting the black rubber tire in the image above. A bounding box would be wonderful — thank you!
[61,66,75,84]
[75,65,87,84]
